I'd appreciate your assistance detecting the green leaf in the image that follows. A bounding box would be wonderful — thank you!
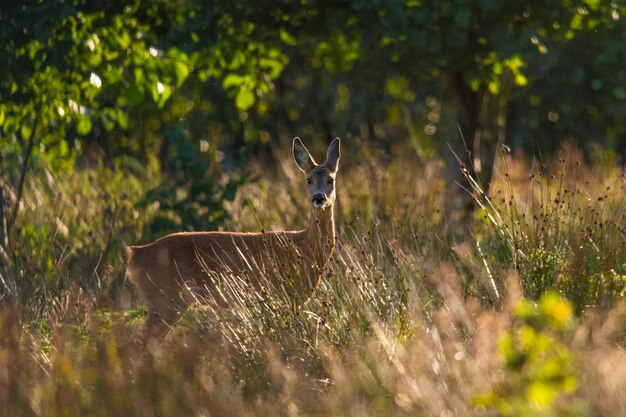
[280,27,298,45]
[385,77,415,101]
[514,73,528,86]
[235,88,255,110]
[2,115,17,134]
[538,291,573,330]
[174,61,189,87]
[470,78,481,92]
[223,74,243,89]
[76,116,92,135]
[116,31,131,49]
[228,51,246,70]
[134,67,144,83]
[315,41,332,57]
[488,78,500,94]
[116,109,129,129]
[20,123,33,140]
[58,139,69,158]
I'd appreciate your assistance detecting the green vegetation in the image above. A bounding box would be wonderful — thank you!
[1,144,625,416]
[1,1,626,416]
[471,148,626,312]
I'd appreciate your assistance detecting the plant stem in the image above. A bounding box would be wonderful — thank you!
[7,118,38,236]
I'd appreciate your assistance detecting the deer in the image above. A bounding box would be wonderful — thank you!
[126,138,340,342]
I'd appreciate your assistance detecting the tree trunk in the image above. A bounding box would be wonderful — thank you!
[474,95,504,189]
[438,71,510,235]
[475,73,512,191]
[438,72,480,231]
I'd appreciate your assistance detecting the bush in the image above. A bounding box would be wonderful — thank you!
[476,292,585,416]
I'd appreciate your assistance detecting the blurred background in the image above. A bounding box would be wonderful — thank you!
[0,1,625,315]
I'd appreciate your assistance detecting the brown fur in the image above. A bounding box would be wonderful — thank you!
[126,138,340,341]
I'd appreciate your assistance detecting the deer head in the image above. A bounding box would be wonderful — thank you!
[293,138,341,211]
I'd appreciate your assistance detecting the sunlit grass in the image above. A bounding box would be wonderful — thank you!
[471,143,626,312]
[1,142,625,416]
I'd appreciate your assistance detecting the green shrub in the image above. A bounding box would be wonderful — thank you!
[476,292,586,416]
[137,130,248,239]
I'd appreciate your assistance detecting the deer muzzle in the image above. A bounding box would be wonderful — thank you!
[312,193,326,206]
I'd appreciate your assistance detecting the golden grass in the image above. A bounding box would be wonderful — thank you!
[1,141,625,416]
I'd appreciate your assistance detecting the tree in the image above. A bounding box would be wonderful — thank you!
[256,0,623,224]
[333,1,620,223]
[2,0,624,239]
[507,3,626,157]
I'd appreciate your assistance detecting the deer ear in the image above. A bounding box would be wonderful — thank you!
[293,137,316,173]
[324,138,341,173]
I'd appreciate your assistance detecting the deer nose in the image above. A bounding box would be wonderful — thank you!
[312,193,326,204]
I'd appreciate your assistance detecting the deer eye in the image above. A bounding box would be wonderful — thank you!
[327,178,334,185]
[306,178,313,185]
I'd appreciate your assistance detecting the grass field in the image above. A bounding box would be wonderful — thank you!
[1,142,625,416]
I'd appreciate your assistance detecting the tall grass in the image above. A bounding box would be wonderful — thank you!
[1,157,156,325]
[0,141,625,416]
[470,143,626,312]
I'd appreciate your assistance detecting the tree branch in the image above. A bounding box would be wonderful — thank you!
[7,117,39,235]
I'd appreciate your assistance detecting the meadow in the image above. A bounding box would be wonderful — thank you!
[1,141,625,417]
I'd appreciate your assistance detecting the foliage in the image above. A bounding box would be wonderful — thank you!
[476,292,584,416]
[508,2,626,154]
[138,130,249,238]
[2,0,624,172]
[0,158,153,321]
[0,1,188,168]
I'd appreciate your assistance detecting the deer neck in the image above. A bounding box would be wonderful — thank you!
[303,204,335,266]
